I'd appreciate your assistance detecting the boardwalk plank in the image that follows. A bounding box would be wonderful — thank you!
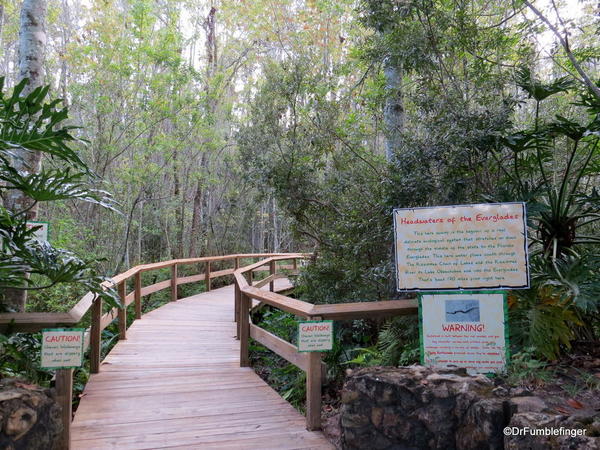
[71,282,332,449]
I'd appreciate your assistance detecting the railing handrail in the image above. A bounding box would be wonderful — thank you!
[234,256,418,320]
[0,253,304,332]
[0,252,303,449]
[234,255,418,432]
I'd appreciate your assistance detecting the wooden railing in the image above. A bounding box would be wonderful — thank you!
[0,253,300,449]
[233,255,418,431]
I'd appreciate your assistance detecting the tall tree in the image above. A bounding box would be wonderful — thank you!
[6,0,48,215]
[2,0,47,311]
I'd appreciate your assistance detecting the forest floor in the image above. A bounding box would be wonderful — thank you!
[522,342,600,417]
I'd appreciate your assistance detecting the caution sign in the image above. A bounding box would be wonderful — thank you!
[41,329,85,369]
[298,321,333,352]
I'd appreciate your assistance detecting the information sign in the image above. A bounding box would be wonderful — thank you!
[26,221,50,242]
[394,203,528,291]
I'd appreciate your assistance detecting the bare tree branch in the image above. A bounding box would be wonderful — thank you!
[523,0,600,101]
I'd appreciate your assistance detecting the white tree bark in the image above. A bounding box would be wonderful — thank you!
[3,0,48,312]
[19,0,47,94]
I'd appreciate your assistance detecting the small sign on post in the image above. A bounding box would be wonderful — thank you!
[26,221,50,242]
[41,329,85,369]
[298,321,333,352]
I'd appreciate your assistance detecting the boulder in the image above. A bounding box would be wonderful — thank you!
[505,412,600,450]
[340,366,508,449]
[0,379,62,450]
[340,367,600,450]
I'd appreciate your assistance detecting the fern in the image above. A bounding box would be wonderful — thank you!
[377,316,420,366]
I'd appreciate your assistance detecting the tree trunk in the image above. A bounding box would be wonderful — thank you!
[188,180,203,258]
[3,0,47,312]
[383,58,404,163]
[172,147,183,259]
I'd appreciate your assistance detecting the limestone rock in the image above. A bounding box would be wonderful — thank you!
[339,366,507,450]
[505,412,599,450]
[339,366,600,450]
[0,379,62,450]
[509,396,548,414]
[5,407,37,440]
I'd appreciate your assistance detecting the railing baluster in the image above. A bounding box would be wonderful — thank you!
[118,281,127,340]
[171,263,178,301]
[205,261,211,291]
[269,259,276,292]
[56,368,73,449]
[135,272,142,319]
[90,296,102,373]
[239,292,250,366]
[234,283,240,338]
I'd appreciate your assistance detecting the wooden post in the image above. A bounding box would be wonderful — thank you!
[239,293,250,367]
[56,368,73,450]
[171,264,178,302]
[269,259,276,292]
[117,281,127,340]
[248,269,253,286]
[293,258,298,270]
[90,296,102,374]
[306,316,323,431]
[205,261,211,291]
[134,272,142,319]
[234,257,240,270]
[233,283,241,339]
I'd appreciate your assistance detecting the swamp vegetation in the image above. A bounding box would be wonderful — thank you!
[0,0,599,418]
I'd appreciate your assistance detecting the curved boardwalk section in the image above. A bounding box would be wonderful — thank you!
[71,283,332,449]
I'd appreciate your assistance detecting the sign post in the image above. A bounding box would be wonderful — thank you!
[394,202,528,374]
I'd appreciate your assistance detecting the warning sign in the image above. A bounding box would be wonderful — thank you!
[41,329,85,369]
[298,321,333,352]
[419,292,508,374]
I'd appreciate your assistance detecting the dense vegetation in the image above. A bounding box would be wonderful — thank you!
[0,0,599,407]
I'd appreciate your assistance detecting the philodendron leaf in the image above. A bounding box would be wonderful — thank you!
[515,67,576,102]
[0,167,119,212]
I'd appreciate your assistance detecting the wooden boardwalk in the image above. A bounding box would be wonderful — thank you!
[71,282,333,449]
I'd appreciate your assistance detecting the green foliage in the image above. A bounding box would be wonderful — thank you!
[0,78,85,166]
[344,346,382,366]
[0,332,51,383]
[498,69,600,360]
[0,78,120,309]
[499,68,600,260]
[342,317,420,368]
[377,316,420,366]
[507,347,554,386]
[516,67,576,102]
